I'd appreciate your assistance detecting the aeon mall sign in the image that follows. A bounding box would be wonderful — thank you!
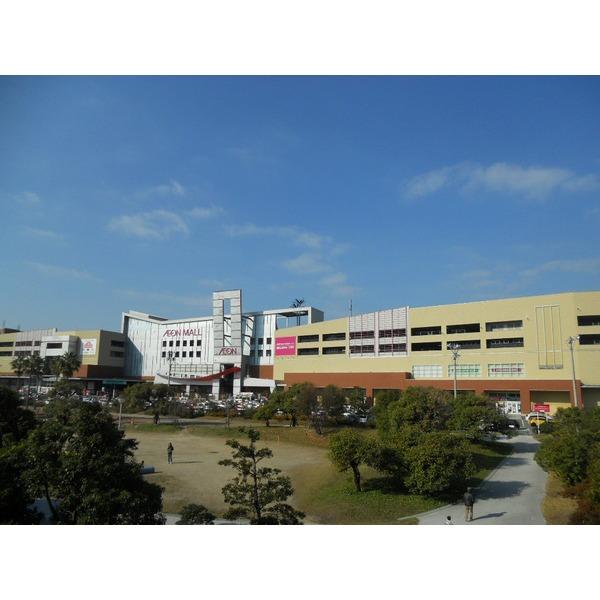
[214,345,241,363]
[163,328,201,337]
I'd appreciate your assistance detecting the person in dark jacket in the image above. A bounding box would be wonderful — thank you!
[167,442,174,464]
[463,487,475,521]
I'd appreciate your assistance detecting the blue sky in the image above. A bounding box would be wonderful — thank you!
[1,76,600,331]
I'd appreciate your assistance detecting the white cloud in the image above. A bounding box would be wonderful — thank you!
[16,191,41,205]
[108,210,189,240]
[23,227,63,240]
[25,261,99,281]
[187,205,224,219]
[225,223,328,249]
[404,162,600,200]
[116,289,211,310]
[282,253,330,274]
[133,180,187,200]
[319,272,359,296]
[520,258,600,279]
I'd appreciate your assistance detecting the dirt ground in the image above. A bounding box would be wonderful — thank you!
[127,427,330,516]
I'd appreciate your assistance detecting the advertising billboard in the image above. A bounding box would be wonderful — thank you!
[81,338,97,356]
[275,336,296,356]
[533,403,550,413]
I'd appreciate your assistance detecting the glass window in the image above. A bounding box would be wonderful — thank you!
[189,340,194,346]
[182,351,187,358]
[258,338,264,345]
[266,349,272,356]
[196,351,201,358]
[412,365,443,378]
[486,320,523,332]
[110,340,125,347]
[578,315,600,327]
[183,340,187,346]
[487,363,525,377]
[411,341,442,351]
[411,326,442,336]
[298,334,319,343]
[322,346,346,355]
[175,340,180,347]
[161,351,166,358]
[298,347,319,355]
[110,351,124,358]
[486,338,524,348]
[266,337,272,344]
[169,340,173,347]
[449,364,481,377]
[323,332,346,341]
[175,352,180,358]
[162,341,166,347]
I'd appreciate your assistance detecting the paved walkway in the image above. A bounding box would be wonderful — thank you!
[413,432,548,525]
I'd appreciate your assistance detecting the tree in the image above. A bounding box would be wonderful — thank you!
[122,382,169,413]
[286,382,318,427]
[346,387,369,415]
[0,443,41,524]
[0,386,37,447]
[321,385,346,419]
[10,355,28,394]
[219,428,304,524]
[255,400,278,426]
[24,401,165,524]
[448,393,509,439]
[58,352,82,379]
[535,431,593,486]
[48,379,83,401]
[291,298,305,326]
[403,431,475,496]
[328,428,376,492]
[25,355,45,399]
[176,504,215,524]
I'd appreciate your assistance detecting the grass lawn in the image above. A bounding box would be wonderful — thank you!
[125,423,512,524]
[542,473,578,524]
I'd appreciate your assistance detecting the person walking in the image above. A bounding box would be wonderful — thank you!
[167,442,174,464]
[463,487,475,522]
[445,515,453,525]
[154,411,160,425]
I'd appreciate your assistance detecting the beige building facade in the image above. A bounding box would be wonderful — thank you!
[273,291,600,414]
[0,327,127,392]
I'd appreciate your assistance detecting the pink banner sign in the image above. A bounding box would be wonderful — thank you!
[275,336,296,356]
[533,403,550,413]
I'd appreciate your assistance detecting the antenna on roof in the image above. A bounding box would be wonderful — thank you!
[349,299,353,317]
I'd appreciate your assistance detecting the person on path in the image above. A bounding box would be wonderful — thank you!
[463,487,475,522]
[445,515,453,525]
[154,411,160,425]
[167,442,174,464]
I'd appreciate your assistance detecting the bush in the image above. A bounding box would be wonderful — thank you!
[403,432,475,496]
[535,432,592,486]
[176,504,215,524]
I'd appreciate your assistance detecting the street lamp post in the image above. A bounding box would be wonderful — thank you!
[449,343,461,400]
[167,351,175,400]
[567,335,580,407]
[118,397,123,430]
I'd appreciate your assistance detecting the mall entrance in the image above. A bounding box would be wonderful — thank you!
[487,391,521,415]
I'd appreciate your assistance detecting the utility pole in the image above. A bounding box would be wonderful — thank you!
[167,350,174,400]
[449,343,461,400]
[567,336,580,407]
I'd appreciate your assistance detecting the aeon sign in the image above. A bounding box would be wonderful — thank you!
[217,347,239,356]
[214,345,241,363]
[163,328,201,337]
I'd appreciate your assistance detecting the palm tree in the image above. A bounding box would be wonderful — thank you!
[10,355,28,395]
[291,298,305,326]
[27,354,45,395]
[59,352,82,379]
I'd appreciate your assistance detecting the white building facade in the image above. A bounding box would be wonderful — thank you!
[121,289,323,397]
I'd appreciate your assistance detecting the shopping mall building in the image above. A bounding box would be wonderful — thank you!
[1,289,599,414]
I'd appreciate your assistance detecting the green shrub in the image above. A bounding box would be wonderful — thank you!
[403,432,475,496]
[176,503,215,524]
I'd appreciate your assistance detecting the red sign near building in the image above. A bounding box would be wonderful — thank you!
[275,336,296,356]
[533,403,550,413]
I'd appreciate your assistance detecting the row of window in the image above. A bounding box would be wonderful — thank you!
[412,337,524,352]
[163,351,202,359]
[162,339,203,347]
[412,363,525,378]
[297,346,346,356]
[350,344,407,354]
[250,337,272,345]
[298,333,347,343]
[578,315,600,327]
[14,340,42,347]
[411,320,524,336]
[349,329,406,340]
[110,351,124,358]
[580,334,600,345]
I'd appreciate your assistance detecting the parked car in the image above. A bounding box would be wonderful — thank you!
[528,413,552,427]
